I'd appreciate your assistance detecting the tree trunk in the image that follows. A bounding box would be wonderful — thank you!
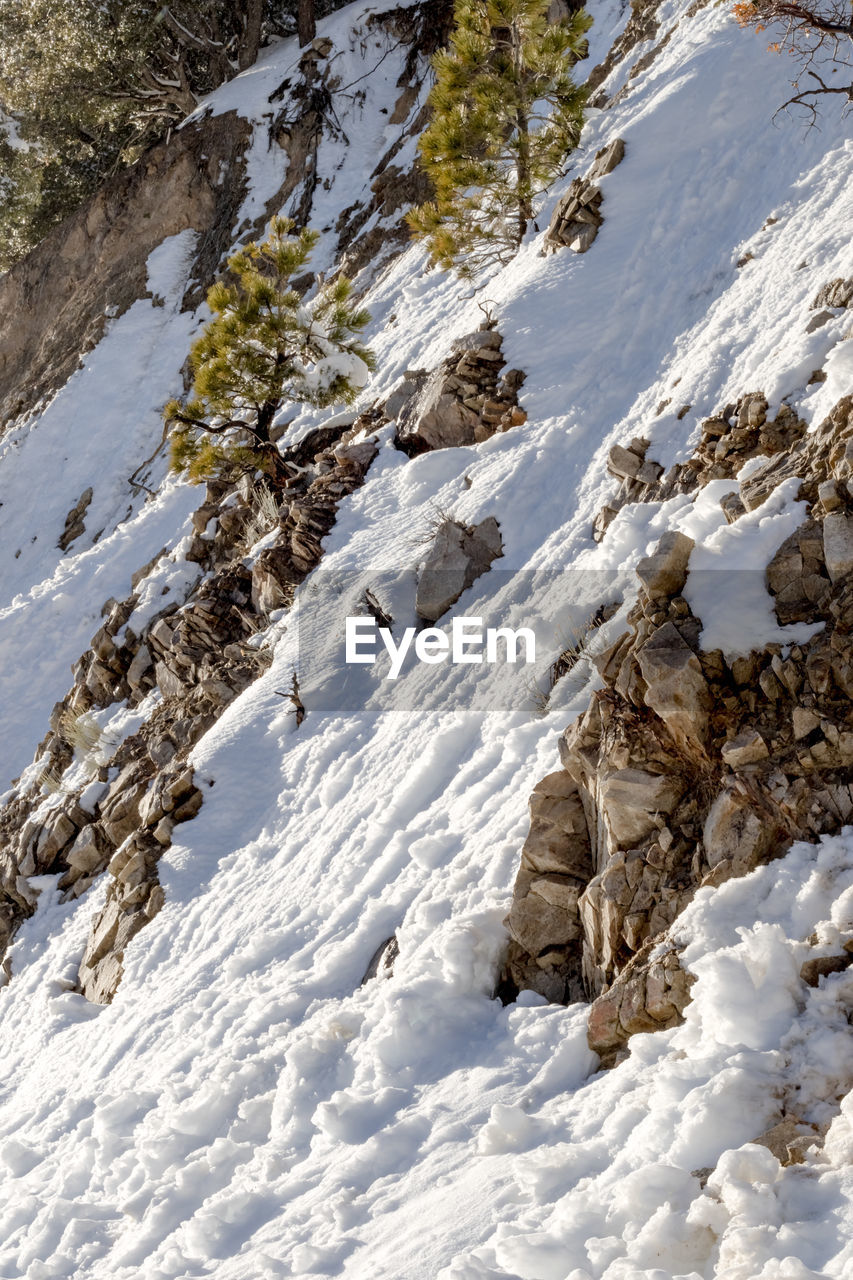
[255,405,294,487]
[298,0,317,47]
[512,21,532,246]
[515,109,532,246]
[239,0,264,71]
[255,401,276,441]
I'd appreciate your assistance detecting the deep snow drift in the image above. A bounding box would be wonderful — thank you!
[0,1,852,1276]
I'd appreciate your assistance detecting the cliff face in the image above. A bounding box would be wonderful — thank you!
[0,1,852,1277]
[0,111,253,428]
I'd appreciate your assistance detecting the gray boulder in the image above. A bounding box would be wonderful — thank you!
[416,517,503,622]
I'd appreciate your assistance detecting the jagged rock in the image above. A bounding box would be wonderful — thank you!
[543,141,625,255]
[507,882,581,954]
[58,487,93,552]
[172,787,203,823]
[588,138,626,181]
[702,790,774,879]
[823,511,853,583]
[545,180,603,253]
[800,952,853,986]
[596,391,811,540]
[811,277,853,310]
[0,441,350,995]
[805,309,834,334]
[506,392,853,1060]
[587,944,694,1066]
[394,330,525,453]
[86,657,124,707]
[154,662,187,700]
[599,768,685,847]
[98,761,154,846]
[636,531,694,599]
[501,772,592,1004]
[191,503,220,534]
[18,809,78,874]
[517,772,592,878]
[252,547,298,614]
[818,479,843,513]
[415,517,503,622]
[64,824,110,875]
[607,443,645,481]
[273,432,378,577]
[720,491,746,524]
[126,644,153,695]
[721,729,769,768]
[383,370,428,422]
[636,622,710,750]
[77,848,165,1005]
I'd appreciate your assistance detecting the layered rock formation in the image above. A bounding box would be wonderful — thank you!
[544,137,625,255]
[0,1,450,433]
[0,110,253,429]
[391,326,527,455]
[503,377,853,1065]
[0,422,378,1001]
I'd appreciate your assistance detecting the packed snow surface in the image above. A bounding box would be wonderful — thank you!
[0,0,852,1276]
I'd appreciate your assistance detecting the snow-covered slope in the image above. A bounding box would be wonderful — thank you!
[0,1,852,1276]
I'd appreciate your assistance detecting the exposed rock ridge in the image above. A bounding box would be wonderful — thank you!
[335,1,455,282]
[503,390,853,1067]
[593,392,809,543]
[0,420,378,1002]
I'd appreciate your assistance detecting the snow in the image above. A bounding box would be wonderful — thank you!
[679,479,825,657]
[0,0,852,1276]
[0,110,29,152]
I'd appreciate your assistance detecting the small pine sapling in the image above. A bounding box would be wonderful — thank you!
[165,216,375,485]
[408,0,591,275]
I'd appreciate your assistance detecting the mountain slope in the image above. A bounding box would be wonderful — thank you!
[0,1,852,1277]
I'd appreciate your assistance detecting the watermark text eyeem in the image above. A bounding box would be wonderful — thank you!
[345,616,536,680]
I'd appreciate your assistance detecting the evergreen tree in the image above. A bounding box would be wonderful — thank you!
[0,2,346,270]
[165,217,375,485]
[407,0,591,274]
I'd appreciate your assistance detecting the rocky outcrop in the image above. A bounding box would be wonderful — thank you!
[811,276,853,311]
[393,327,526,455]
[585,942,695,1064]
[592,394,809,543]
[503,391,853,1066]
[544,138,625,255]
[334,2,456,283]
[501,771,592,1004]
[266,1,454,290]
[58,487,94,552]
[416,516,503,622]
[586,0,663,100]
[0,418,380,1001]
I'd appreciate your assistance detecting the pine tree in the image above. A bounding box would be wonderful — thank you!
[0,2,348,270]
[407,0,591,275]
[165,217,375,485]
